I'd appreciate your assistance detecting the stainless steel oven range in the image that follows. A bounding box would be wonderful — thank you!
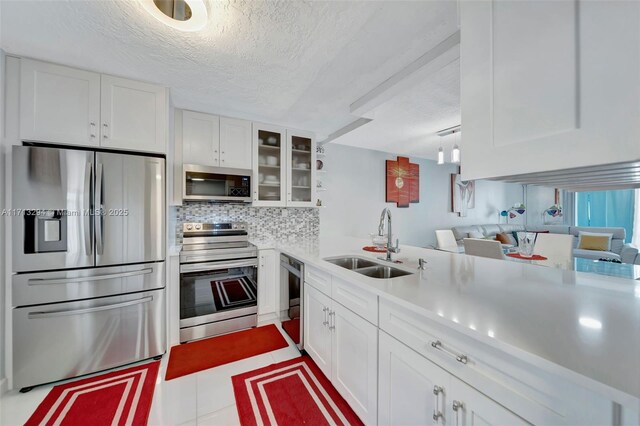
[179,222,258,342]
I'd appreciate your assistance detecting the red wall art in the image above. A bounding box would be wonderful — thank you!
[385,156,419,208]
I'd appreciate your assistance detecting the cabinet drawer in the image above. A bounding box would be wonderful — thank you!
[305,265,331,296]
[379,299,610,425]
[331,276,377,325]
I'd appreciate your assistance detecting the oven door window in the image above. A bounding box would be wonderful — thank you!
[180,265,257,320]
[185,170,250,198]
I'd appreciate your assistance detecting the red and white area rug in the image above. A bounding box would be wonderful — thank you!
[232,356,363,426]
[25,361,159,426]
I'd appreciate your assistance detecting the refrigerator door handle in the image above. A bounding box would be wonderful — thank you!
[96,163,104,255]
[27,296,154,319]
[84,162,93,256]
[27,268,154,285]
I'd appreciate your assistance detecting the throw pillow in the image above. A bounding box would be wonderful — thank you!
[495,232,510,245]
[499,232,517,245]
[577,232,613,251]
[468,231,484,239]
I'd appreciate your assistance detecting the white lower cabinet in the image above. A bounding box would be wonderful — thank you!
[304,284,378,425]
[304,284,333,378]
[379,330,527,426]
[378,330,450,425]
[257,249,278,319]
[449,378,529,426]
[331,302,378,424]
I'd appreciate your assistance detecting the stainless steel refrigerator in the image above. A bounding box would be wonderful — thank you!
[11,145,166,390]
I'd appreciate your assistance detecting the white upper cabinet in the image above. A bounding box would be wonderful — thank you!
[182,110,220,167]
[252,123,287,207]
[180,112,252,169]
[20,59,101,147]
[18,58,167,153]
[286,129,316,208]
[460,0,640,181]
[100,75,167,153]
[220,117,252,169]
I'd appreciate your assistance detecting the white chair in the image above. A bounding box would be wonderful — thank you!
[463,238,505,260]
[435,230,458,249]
[533,233,574,268]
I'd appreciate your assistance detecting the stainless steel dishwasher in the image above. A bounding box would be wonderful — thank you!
[280,254,304,350]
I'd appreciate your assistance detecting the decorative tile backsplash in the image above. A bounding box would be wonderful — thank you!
[172,203,319,243]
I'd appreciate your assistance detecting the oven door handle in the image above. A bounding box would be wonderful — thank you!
[180,258,258,273]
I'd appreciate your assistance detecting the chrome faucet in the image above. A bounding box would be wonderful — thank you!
[378,208,400,262]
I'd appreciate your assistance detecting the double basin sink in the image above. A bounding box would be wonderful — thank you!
[324,256,413,279]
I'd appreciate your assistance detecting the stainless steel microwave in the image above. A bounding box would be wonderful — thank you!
[183,164,252,202]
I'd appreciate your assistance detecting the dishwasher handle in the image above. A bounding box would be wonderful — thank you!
[280,259,303,278]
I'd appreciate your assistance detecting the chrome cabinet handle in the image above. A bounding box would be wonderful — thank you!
[452,400,463,426]
[322,307,328,326]
[90,122,96,138]
[432,385,444,422]
[328,310,335,330]
[28,296,153,319]
[84,162,93,256]
[430,340,468,364]
[102,123,109,139]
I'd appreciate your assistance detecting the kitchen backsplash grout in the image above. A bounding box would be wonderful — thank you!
[172,203,319,243]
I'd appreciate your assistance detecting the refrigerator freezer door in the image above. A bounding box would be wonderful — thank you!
[12,262,165,307]
[13,288,166,389]
[95,152,165,266]
[12,146,94,273]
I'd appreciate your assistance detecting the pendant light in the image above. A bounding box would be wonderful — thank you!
[451,144,460,163]
[436,124,461,166]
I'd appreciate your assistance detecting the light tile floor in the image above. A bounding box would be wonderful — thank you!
[0,322,302,426]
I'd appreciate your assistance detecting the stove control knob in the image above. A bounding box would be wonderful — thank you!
[195,224,202,230]
[186,224,193,230]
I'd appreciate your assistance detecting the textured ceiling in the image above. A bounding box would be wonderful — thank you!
[332,58,461,162]
[1,0,459,154]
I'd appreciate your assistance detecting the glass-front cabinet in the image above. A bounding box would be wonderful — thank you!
[252,123,287,206]
[286,130,316,207]
[252,124,315,207]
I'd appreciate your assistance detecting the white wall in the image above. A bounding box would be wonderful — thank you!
[525,185,564,228]
[319,143,525,247]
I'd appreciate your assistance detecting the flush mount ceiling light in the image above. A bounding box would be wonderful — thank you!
[141,0,207,32]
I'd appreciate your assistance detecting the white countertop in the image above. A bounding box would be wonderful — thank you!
[252,236,640,405]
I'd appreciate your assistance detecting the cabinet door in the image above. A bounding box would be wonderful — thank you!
[331,302,378,425]
[100,75,167,153]
[182,110,220,167]
[220,117,252,169]
[450,378,529,426]
[20,59,100,146]
[257,249,277,316]
[252,123,287,207]
[286,129,316,207]
[303,284,332,379]
[460,1,640,180]
[378,331,450,426]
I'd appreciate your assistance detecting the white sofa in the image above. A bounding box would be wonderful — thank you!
[451,224,638,263]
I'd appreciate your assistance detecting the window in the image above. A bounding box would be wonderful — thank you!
[575,190,635,242]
